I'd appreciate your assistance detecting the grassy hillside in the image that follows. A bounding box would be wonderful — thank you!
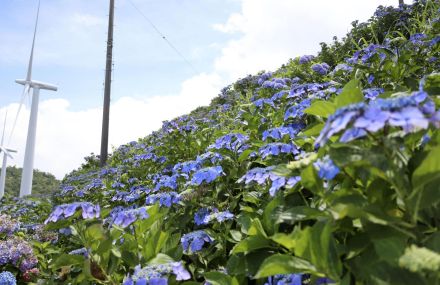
[1,166,59,197]
[1,1,439,284]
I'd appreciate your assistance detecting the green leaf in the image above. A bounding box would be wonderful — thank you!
[304,100,336,118]
[335,79,364,108]
[51,254,85,269]
[254,254,318,278]
[204,272,239,285]
[424,73,440,95]
[412,145,440,189]
[148,253,175,265]
[231,235,271,254]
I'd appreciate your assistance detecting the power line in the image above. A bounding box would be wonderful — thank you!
[127,0,200,75]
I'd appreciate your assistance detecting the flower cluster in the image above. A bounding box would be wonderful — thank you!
[109,207,149,228]
[262,125,304,141]
[299,55,315,64]
[194,208,234,226]
[265,274,334,285]
[0,271,16,285]
[123,262,191,285]
[191,166,223,186]
[44,202,100,224]
[259,143,300,159]
[316,91,438,147]
[181,230,213,253]
[208,133,250,154]
[145,192,181,208]
[0,215,20,236]
[0,237,38,272]
[284,99,312,121]
[238,167,301,196]
[311,63,330,75]
[314,156,340,180]
[261,78,291,89]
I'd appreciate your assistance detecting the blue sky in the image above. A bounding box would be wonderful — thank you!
[0,0,400,178]
[0,0,241,110]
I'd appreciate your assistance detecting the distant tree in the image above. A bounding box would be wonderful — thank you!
[399,0,404,5]
[1,166,60,197]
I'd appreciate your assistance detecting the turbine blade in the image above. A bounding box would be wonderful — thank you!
[1,110,7,146]
[8,84,29,145]
[26,0,41,82]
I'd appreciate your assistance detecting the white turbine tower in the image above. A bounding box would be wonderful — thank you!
[0,113,17,199]
[17,0,57,197]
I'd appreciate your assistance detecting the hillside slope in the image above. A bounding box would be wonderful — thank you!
[1,166,59,197]
[1,1,440,284]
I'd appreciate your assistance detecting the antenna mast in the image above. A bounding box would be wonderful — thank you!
[100,0,115,166]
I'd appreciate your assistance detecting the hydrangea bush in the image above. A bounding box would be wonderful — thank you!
[1,1,440,284]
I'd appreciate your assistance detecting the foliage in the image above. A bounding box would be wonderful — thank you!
[1,1,440,284]
[1,166,59,197]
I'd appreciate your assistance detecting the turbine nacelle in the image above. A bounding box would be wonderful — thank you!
[0,146,17,159]
[15,79,58,92]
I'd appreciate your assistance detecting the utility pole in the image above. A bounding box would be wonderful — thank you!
[100,0,115,166]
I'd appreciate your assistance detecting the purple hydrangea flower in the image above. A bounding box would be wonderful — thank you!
[311,63,330,75]
[299,55,315,64]
[110,207,149,228]
[208,133,249,154]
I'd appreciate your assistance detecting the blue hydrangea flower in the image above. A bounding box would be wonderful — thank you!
[354,106,390,132]
[238,167,301,196]
[261,78,291,89]
[262,125,305,141]
[363,88,384,100]
[208,133,249,154]
[45,202,100,224]
[145,192,181,208]
[181,230,213,253]
[253,98,276,108]
[194,208,234,225]
[265,274,302,285]
[388,106,429,133]
[333,63,353,73]
[315,91,437,147]
[110,207,149,228]
[191,166,223,186]
[257,72,273,85]
[311,63,330,75]
[409,33,427,45]
[154,175,178,191]
[123,262,191,285]
[259,143,300,159]
[0,271,16,285]
[299,55,315,64]
[314,156,340,180]
[194,208,210,226]
[284,99,312,121]
[196,152,224,164]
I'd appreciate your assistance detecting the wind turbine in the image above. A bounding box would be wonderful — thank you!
[16,0,58,197]
[0,113,17,199]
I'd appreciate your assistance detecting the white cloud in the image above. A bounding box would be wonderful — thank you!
[213,0,399,79]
